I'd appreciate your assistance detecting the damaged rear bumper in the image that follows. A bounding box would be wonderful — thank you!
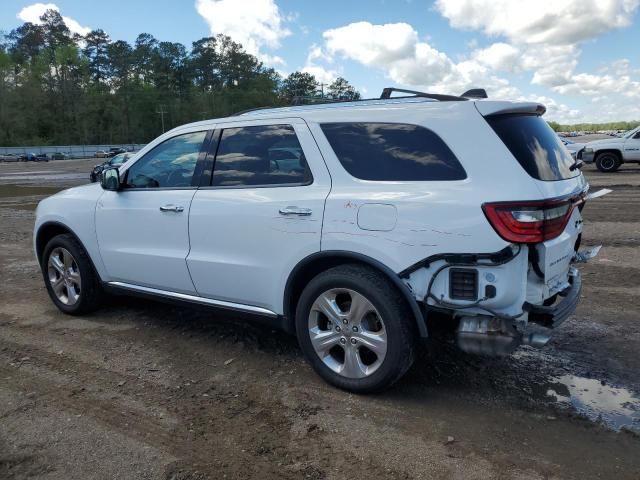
[456,268,582,355]
[524,267,582,328]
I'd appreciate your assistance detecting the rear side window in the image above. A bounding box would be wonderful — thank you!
[320,122,466,181]
[486,114,579,181]
[212,125,312,187]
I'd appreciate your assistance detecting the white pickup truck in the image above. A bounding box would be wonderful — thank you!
[581,126,640,172]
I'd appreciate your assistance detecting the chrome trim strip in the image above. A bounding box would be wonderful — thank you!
[106,281,278,317]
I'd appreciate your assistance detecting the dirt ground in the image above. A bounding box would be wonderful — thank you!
[1,157,639,479]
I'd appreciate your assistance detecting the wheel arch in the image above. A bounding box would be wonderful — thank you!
[595,149,623,162]
[35,221,102,280]
[283,250,428,338]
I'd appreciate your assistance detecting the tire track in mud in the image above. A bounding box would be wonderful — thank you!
[0,338,414,480]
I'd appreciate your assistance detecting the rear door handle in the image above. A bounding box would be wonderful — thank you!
[279,206,312,216]
[159,204,184,213]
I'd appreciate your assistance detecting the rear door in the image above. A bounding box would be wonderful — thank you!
[96,129,211,294]
[187,118,331,314]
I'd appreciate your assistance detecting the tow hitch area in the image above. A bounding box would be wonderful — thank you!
[573,245,601,264]
[457,316,552,356]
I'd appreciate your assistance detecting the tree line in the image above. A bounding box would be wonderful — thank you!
[548,120,640,133]
[0,9,360,147]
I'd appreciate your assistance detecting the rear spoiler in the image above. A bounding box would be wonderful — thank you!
[474,101,546,117]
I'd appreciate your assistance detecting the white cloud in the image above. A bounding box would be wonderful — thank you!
[302,44,339,84]
[324,22,418,66]
[520,95,580,122]
[433,0,640,121]
[17,2,90,36]
[314,18,640,122]
[302,65,339,84]
[195,0,291,66]
[319,21,515,99]
[435,0,640,45]
[471,42,520,72]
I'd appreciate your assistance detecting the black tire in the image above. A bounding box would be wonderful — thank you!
[595,152,621,172]
[41,234,104,315]
[295,264,417,393]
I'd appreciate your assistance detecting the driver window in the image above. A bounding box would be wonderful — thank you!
[124,131,207,188]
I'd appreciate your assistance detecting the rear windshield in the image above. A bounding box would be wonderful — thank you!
[486,114,579,181]
[320,122,466,181]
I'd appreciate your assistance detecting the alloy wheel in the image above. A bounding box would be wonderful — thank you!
[308,288,387,378]
[47,247,82,306]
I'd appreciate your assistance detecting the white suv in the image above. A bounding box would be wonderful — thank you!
[34,90,597,392]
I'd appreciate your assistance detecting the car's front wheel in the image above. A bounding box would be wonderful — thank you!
[296,264,416,392]
[42,234,103,315]
[595,152,621,172]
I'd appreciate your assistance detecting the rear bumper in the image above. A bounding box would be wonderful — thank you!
[524,267,581,328]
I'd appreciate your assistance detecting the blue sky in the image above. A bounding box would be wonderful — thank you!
[2,0,640,123]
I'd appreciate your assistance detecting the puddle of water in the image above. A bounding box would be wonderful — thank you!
[0,185,65,198]
[546,375,640,431]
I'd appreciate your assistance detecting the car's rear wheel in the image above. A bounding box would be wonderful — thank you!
[595,152,621,172]
[296,264,416,392]
[42,234,103,315]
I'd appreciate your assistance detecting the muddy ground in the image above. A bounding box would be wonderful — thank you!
[1,158,639,479]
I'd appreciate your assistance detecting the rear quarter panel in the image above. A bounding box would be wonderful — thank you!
[307,102,545,272]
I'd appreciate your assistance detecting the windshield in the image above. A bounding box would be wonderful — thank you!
[622,128,640,138]
[487,114,579,181]
[110,153,129,166]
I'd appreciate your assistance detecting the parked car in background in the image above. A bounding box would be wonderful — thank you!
[582,126,640,172]
[94,150,110,158]
[90,152,132,182]
[560,138,585,160]
[19,153,49,162]
[108,147,127,157]
[51,152,68,160]
[0,153,19,162]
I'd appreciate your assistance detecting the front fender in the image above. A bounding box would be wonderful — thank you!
[34,184,107,280]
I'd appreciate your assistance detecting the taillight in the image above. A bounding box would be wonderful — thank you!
[482,196,584,243]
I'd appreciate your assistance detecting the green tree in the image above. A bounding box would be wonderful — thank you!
[83,29,110,83]
[328,77,360,100]
[282,71,318,101]
[0,17,365,146]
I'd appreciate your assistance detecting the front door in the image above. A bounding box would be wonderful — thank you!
[96,129,210,294]
[624,130,640,161]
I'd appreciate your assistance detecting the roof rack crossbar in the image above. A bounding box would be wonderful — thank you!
[380,87,467,102]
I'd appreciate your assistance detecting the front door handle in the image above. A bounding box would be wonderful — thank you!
[279,206,312,216]
[159,204,184,213]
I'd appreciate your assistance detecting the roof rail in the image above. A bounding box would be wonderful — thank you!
[233,86,488,116]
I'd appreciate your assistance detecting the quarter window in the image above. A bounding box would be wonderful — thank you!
[320,122,466,181]
[212,125,312,187]
[124,131,207,188]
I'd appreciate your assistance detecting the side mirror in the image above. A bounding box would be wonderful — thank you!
[101,167,121,191]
